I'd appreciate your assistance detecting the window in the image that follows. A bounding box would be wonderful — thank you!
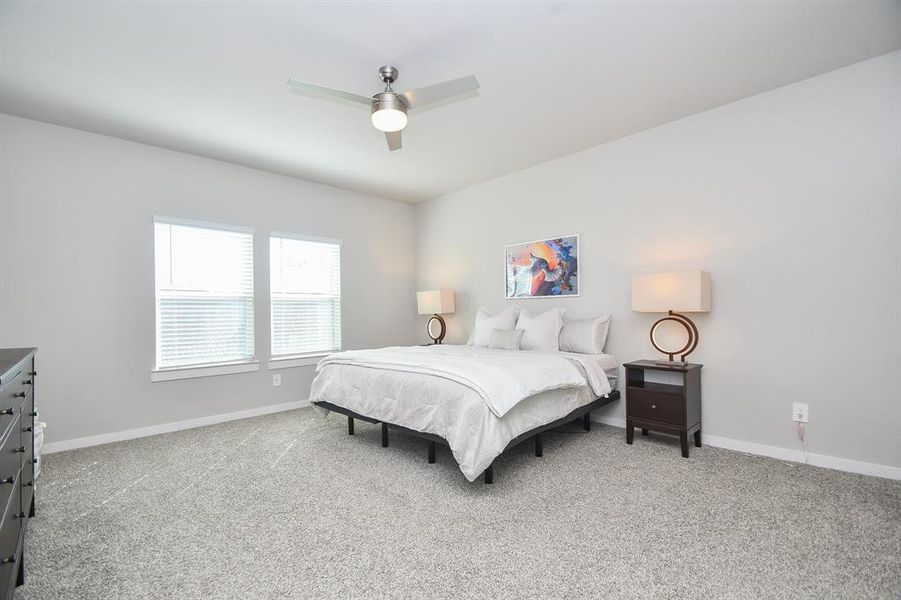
[270,234,341,358]
[154,217,255,372]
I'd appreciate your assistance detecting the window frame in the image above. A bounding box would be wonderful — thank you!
[151,215,258,381]
[267,231,342,368]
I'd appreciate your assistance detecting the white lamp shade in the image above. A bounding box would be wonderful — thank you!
[632,271,711,313]
[417,290,455,315]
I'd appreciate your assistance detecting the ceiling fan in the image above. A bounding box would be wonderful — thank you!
[287,65,479,151]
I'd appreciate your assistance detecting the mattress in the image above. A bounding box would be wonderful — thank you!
[563,351,619,389]
[310,351,618,482]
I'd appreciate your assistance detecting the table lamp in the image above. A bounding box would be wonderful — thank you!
[416,290,455,344]
[632,271,711,363]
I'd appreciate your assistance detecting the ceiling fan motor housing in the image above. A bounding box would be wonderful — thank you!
[371,92,407,114]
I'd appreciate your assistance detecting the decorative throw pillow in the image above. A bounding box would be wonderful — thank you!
[558,314,612,354]
[515,308,564,352]
[488,328,525,351]
[468,306,521,347]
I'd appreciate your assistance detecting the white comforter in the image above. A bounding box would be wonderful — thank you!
[316,345,610,417]
[310,345,615,481]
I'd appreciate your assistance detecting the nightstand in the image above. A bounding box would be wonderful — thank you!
[623,360,702,458]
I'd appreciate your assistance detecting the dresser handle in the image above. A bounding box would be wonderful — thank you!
[14,447,25,454]
[23,481,33,487]
[22,379,32,385]
[13,392,25,398]
[0,477,14,484]
[23,426,32,432]
[651,404,657,409]
[13,512,24,519]
[0,408,12,416]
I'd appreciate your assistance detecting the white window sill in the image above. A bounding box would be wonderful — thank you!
[151,360,260,382]
[268,354,331,370]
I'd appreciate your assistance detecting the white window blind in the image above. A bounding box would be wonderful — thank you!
[270,234,341,357]
[154,218,255,369]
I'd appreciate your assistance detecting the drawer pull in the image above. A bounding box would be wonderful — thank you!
[0,556,14,565]
[30,459,37,465]
[651,404,657,409]
[0,408,12,416]
[13,392,25,398]
[23,426,32,432]
[22,379,32,385]
[0,477,14,484]
[13,512,24,519]
[29,371,36,376]
[14,447,25,454]
[29,411,37,417]
[23,481,33,487]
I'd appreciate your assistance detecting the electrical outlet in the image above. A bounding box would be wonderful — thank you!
[272,374,282,387]
[792,402,809,423]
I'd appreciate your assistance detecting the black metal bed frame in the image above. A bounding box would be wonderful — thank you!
[314,390,621,484]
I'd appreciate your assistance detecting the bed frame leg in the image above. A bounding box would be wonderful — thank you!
[484,463,494,485]
[583,412,591,431]
[381,422,389,447]
[428,441,436,463]
[535,433,543,457]
[347,416,354,435]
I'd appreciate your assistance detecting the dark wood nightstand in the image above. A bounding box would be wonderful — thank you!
[623,360,702,458]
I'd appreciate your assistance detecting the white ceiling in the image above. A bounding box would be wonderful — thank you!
[2,2,900,203]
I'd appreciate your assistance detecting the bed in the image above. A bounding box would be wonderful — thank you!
[309,344,620,483]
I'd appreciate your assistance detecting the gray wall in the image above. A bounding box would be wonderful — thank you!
[415,52,901,468]
[0,115,417,444]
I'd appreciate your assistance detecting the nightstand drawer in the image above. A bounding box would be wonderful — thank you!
[628,388,684,425]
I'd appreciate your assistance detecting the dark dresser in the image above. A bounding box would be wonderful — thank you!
[0,348,36,598]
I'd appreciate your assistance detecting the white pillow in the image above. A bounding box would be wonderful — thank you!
[488,328,524,351]
[559,314,612,354]
[515,308,564,352]
[469,306,520,347]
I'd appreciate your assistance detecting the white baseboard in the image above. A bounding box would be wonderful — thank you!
[591,415,901,481]
[42,400,310,454]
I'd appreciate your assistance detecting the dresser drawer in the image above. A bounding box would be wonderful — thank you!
[0,472,21,595]
[20,474,33,524]
[20,422,33,518]
[19,389,34,447]
[0,473,20,556]
[0,389,20,440]
[1,363,30,400]
[628,388,684,426]
[0,416,22,525]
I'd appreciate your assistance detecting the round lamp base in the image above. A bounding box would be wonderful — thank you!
[649,310,699,362]
[427,314,446,345]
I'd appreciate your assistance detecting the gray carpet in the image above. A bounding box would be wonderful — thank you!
[14,408,901,599]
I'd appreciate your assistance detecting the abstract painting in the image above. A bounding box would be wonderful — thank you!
[505,235,579,298]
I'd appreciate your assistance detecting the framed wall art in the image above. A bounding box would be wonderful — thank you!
[504,235,579,299]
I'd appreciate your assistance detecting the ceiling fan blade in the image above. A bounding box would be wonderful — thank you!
[385,130,402,152]
[398,75,479,110]
[286,79,372,109]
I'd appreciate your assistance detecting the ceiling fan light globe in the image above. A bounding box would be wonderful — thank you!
[371,108,407,132]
